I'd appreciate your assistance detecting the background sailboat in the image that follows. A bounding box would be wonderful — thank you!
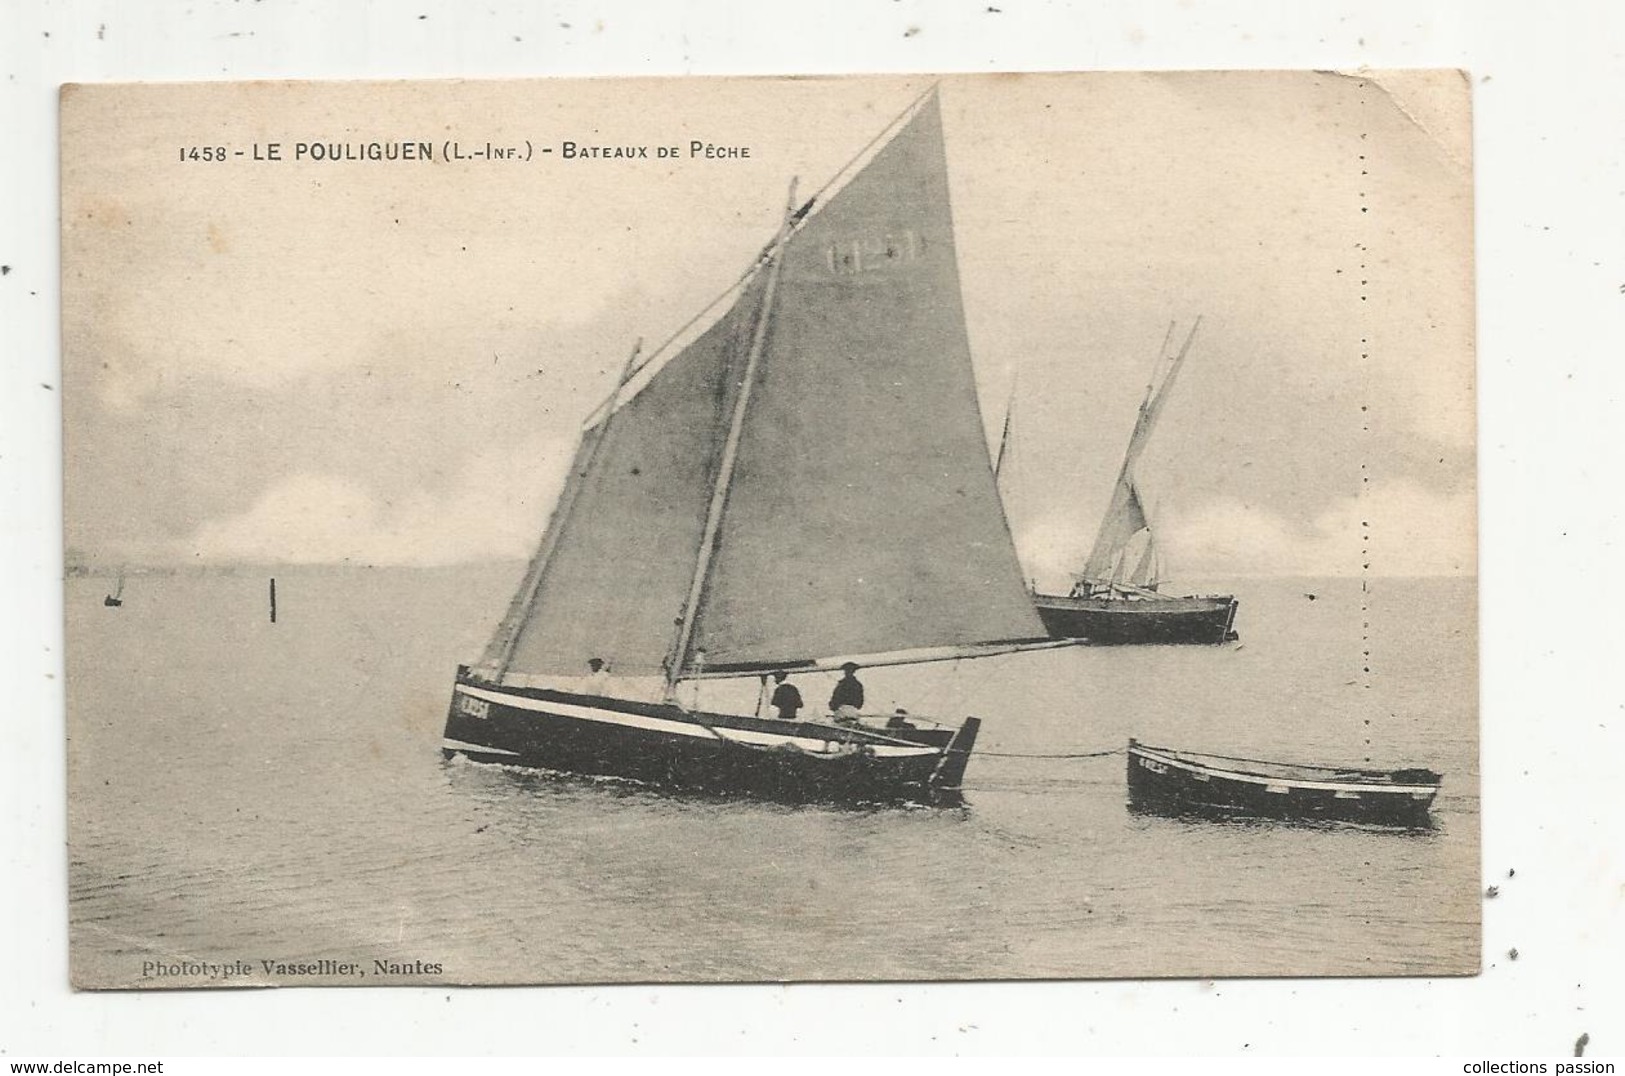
[1008,320,1240,645]
[443,88,1075,804]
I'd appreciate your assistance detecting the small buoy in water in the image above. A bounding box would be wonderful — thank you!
[1304,592,1317,601]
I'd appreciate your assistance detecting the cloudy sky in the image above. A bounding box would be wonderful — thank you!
[61,72,1474,581]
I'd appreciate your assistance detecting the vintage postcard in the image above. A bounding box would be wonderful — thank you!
[62,72,1476,988]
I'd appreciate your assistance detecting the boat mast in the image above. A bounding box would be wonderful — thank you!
[490,338,643,680]
[1148,320,1177,404]
[1141,316,1201,437]
[664,178,801,701]
[1123,320,1181,485]
[992,372,1017,483]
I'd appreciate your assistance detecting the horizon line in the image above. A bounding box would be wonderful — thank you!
[64,559,1478,581]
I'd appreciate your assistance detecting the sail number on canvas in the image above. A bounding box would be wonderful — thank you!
[826,230,923,275]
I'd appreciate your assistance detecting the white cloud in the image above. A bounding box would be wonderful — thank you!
[184,432,573,566]
[1161,481,1476,578]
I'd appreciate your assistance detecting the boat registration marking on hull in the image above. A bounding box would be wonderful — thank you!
[456,694,491,719]
[455,684,941,759]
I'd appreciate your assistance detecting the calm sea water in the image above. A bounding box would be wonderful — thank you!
[67,567,1477,986]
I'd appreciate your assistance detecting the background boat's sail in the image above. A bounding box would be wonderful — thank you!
[1079,320,1199,590]
[1082,473,1156,587]
[1126,528,1160,588]
[489,91,1043,682]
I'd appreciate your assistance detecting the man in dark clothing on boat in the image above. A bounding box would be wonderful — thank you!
[829,662,865,723]
[769,670,803,721]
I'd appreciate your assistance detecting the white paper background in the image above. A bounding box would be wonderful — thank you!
[3,0,1621,1056]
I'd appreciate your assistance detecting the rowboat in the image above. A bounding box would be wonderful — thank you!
[1126,739,1442,828]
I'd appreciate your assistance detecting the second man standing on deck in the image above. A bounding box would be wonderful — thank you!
[829,662,865,723]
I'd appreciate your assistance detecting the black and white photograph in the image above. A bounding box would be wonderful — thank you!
[60,71,1476,988]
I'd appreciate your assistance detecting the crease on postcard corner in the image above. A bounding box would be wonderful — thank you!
[1331,68,1474,176]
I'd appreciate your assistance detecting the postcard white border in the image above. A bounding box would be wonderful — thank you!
[5,0,1622,1056]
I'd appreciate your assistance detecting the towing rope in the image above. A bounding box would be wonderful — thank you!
[976,747,1125,760]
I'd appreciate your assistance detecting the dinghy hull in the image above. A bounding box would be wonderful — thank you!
[1126,740,1440,829]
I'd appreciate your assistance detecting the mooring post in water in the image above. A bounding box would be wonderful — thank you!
[269,577,277,623]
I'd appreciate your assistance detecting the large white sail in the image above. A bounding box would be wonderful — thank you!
[491,91,1045,681]
[689,93,1042,671]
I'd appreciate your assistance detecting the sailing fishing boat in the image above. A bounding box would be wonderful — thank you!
[1027,321,1239,645]
[442,88,1074,805]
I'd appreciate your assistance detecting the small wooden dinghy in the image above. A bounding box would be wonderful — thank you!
[1127,739,1442,828]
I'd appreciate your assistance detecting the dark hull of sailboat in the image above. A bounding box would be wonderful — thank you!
[441,668,980,806]
[1126,740,1440,829]
[1033,593,1238,645]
